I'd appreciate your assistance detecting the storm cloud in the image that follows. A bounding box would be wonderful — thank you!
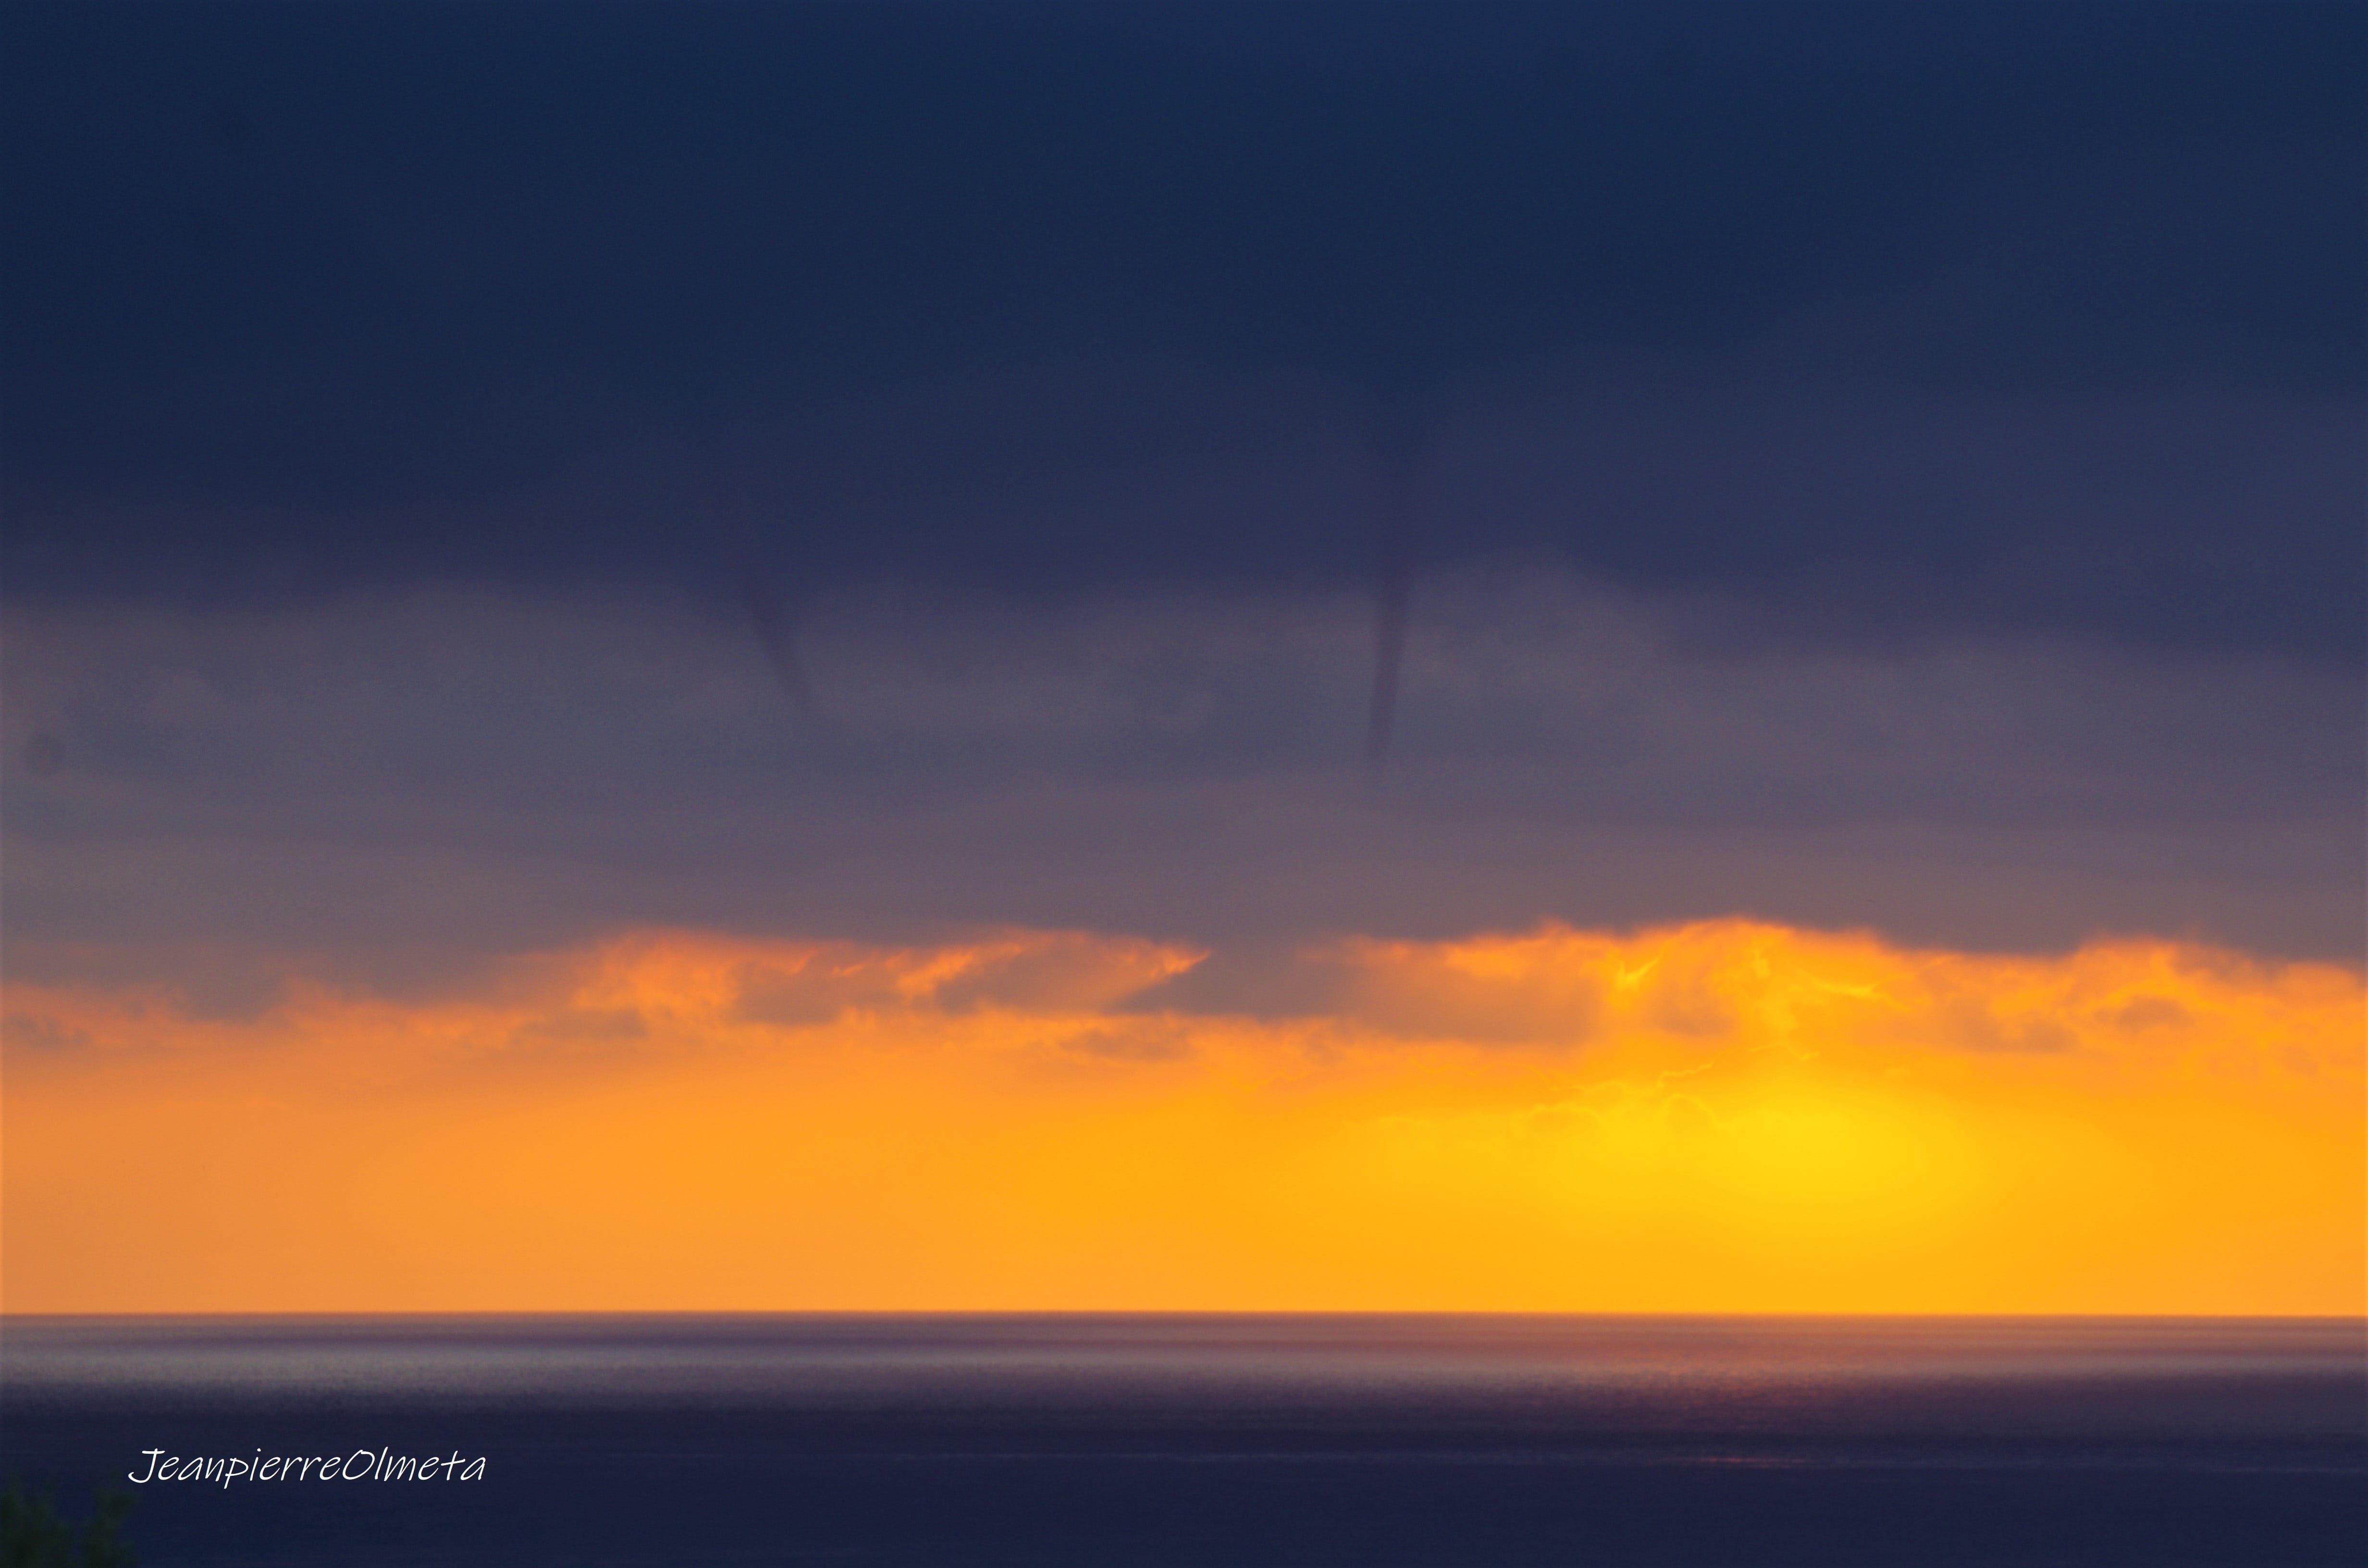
[2,1,2359,1004]
[5,1,2360,655]
[5,576,2356,1010]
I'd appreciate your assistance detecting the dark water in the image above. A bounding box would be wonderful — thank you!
[3,1315,2361,1566]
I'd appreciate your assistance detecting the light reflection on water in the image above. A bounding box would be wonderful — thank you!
[4,1315,2363,1566]
[6,1314,2361,1438]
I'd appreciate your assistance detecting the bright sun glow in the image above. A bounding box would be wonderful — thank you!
[4,920,2359,1314]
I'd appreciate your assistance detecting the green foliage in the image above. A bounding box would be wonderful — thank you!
[0,1480,135,1568]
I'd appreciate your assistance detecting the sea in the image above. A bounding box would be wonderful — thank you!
[2,1314,2361,1566]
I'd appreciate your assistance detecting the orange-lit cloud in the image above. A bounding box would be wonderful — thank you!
[4,921,2359,1314]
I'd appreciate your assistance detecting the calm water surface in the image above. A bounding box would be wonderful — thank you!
[4,1314,2361,1565]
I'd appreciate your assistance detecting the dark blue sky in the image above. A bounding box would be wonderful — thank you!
[5,0,2361,658]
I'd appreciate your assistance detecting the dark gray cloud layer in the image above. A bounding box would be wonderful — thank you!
[5,1,2361,661]
[6,580,2358,1014]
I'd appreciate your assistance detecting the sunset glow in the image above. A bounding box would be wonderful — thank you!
[8,921,2357,1314]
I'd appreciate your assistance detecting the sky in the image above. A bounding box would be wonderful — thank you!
[2,0,2362,1314]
